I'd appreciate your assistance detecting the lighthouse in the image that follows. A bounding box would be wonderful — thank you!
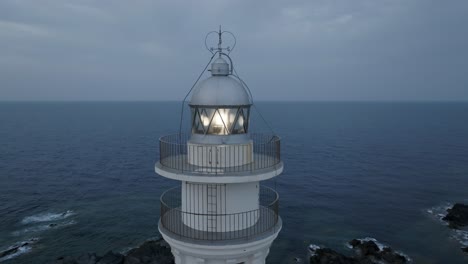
[156,29,283,264]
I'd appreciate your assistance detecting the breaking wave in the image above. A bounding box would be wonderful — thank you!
[308,238,411,262]
[427,203,468,251]
[452,229,468,247]
[307,244,321,257]
[451,228,468,253]
[0,238,38,262]
[426,203,453,224]
[12,220,77,236]
[347,237,412,262]
[345,237,386,250]
[21,210,75,224]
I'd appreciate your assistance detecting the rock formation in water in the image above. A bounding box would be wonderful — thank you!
[442,203,468,229]
[308,238,408,264]
[0,238,38,261]
[442,203,468,254]
[54,239,174,264]
[309,248,356,264]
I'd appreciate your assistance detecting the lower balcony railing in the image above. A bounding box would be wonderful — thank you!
[159,185,280,241]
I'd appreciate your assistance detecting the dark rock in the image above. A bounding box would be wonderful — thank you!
[442,203,468,229]
[380,247,407,264]
[308,239,409,264]
[55,256,78,264]
[0,246,20,259]
[462,247,468,253]
[124,240,173,264]
[97,251,124,264]
[349,239,361,248]
[55,239,173,264]
[76,253,98,264]
[293,256,302,262]
[123,256,141,264]
[353,241,380,258]
[349,239,407,264]
[309,248,357,264]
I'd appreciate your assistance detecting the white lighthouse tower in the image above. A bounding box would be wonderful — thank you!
[156,29,283,264]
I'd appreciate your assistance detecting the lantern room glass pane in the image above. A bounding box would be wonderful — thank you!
[203,108,216,132]
[190,106,250,135]
[242,107,250,133]
[232,108,245,134]
[192,108,204,134]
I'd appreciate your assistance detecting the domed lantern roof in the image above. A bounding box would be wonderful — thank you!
[189,58,251,107]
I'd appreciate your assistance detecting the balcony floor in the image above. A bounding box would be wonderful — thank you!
[157,153,283,177]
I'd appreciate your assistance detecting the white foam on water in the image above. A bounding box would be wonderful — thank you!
[308,244,320,251]
[0,238,38,263]
[307,244,320,257]
[452,230,468,247]
[12,220,77,236]
[21,210,75,224]
[426,203,453,224]
[11,225,49,236]
[352,237,386,251]
[0,245,32,262]
[395,250,413,263]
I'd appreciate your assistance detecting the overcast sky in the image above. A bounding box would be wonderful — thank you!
[1,0,467,101]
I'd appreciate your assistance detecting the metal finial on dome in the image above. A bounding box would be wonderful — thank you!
[217,25,222,54]
[205,26,236,55]
[205,27,237,76]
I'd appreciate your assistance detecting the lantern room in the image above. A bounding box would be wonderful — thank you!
[189,57,251,136]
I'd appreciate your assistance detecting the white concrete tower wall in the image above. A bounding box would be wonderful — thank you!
[181,181,259,232]
[187,141,253,168]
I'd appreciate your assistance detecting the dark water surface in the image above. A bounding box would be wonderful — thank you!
[1,102,468,263]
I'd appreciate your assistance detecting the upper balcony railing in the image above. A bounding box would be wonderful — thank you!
[158,133,281,175]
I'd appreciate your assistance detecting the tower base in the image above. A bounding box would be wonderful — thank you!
[159,218,282,264]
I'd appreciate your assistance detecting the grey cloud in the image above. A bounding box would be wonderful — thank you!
[0,0,467,101]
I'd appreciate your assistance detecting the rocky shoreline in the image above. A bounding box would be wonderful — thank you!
[54,239,174,264]
[442,203,468,253]
[17,203,463,263]
[308,238,409,264]
[442,203,468,229]
[305,203,468,263]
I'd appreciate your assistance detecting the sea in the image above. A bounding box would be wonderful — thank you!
[1,102,467,263]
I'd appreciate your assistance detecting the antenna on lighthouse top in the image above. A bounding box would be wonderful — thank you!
[205,25,236,55]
